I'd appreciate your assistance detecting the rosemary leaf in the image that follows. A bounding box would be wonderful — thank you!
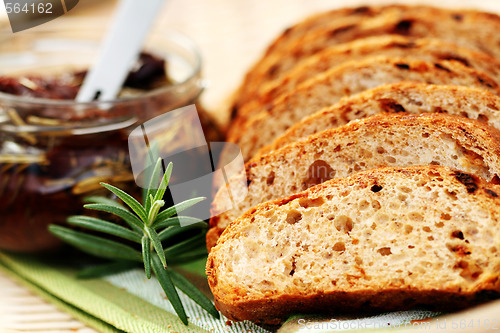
[100,183,148,223]
[156,197,206,221]
[147,197,164,226]
[146,227,167,268]
[153,161,173,203]
[151,218,180,230]
[158,222,207,242]
[164,233,206,258]
[152,255,188,325]
[84,203,143,232]
[142,236,152,279]
[48,225,142,262]
[153,216,205,230]
[67,216,142,243]
[83,196,126,209]
[168,268,219,319]
[144,158,164,211]
[77,261,138,279]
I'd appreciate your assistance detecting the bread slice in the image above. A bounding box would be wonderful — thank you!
[207,165,500,323]
[258,82,500,156]
[231,56,500,160]
[238,36,500,119]
[208,113,500,249]
[232,5,392,114]
[234,5,500,113]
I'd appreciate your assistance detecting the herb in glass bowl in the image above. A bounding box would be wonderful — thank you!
[49,157,219,325]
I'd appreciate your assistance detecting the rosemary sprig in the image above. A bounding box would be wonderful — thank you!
[48,158,219,325]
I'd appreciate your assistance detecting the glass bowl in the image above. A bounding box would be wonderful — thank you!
[0,28,204,252]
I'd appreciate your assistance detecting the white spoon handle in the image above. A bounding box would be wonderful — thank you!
[76,0,166,102]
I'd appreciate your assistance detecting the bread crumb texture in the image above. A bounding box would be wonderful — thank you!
[207,166,500,322]
[208,113,500,248]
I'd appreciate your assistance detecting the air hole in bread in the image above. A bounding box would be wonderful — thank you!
[454,171,479,193]
[441,212,451,220]
[378,247,392,256]
[266,171,275,185]
[392,19,414,34]
[451,230,465,240]
[399,186,412,193]
[485,189,499,197]
[482,102,498,113]
[289,257,297,276]
[477,114,489,122]
[456,260,483,281]
[395,63,410,70]
[334,215,353,233]
[404,225,413,234]
[333,242,346,252]
[435,221,445,228]
[372,200,381,210]
[298,197,325,208]
[447,243,472,255]
[428,236,435,241]
[434,63,451,72]
[371,185,383,192]
[379,99,406,113]
[408,212,424,222]
[304,160,336,189]
[286,210,302,224]
[386,156,397,164]
[423,226,432,232]
[357,200,370,210]
[445,189,458,201]
[376,147,386,154]
[422,132,430,138]
[477,75,498,89]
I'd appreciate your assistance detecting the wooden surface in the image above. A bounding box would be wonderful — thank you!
[2,0,500,331]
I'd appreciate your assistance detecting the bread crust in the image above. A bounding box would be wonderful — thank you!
[233,5,500,116]
[232,5,387,116]
[231,56,500,160]
[207,166,500,323]
[236,36,500,121]
[257,82,500,156]
[209,113,500,249]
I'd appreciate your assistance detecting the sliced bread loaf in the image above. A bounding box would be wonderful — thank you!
[258,82,500,156]
[232,5,394,113]
[208,113,500,249]
[238,36,500,119]
[231,56,500,160]
[207,165,500,323]
[234,5,500,113]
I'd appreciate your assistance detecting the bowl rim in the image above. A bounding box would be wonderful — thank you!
[0,29,203,107]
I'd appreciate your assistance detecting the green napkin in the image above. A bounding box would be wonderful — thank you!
[0,251,444,333]
[0,251,268,333]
